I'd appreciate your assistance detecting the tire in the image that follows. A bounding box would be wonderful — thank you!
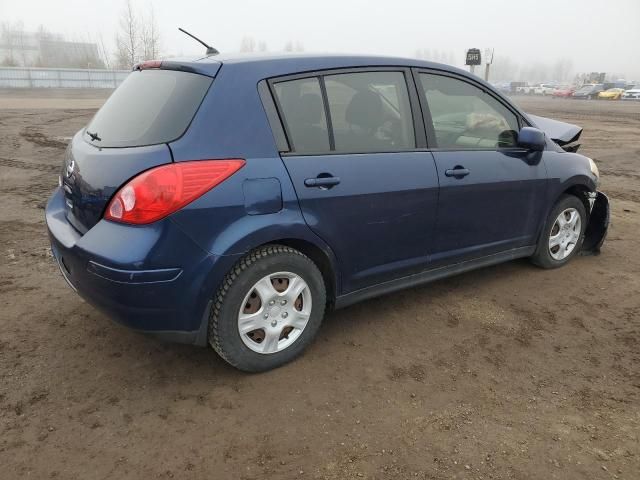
[531,194,587,269]
[208,245,326,372]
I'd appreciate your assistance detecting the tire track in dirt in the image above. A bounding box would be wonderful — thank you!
[19,129,68,150]
[601,169,640,181]
[0,157,60,173]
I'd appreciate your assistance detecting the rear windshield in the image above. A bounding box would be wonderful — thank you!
[84,69,212,148]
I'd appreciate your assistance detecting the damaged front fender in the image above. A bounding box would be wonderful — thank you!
[581,191,610,255]
[528,114,583,152]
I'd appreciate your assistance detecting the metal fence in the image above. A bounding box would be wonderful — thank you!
[0,67,129,88]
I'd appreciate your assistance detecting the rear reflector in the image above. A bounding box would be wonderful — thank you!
[104,159,245,224]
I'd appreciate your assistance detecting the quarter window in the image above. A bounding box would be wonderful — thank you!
[273,77,330,154]
[419,73,519,149]
[324,71,415,152]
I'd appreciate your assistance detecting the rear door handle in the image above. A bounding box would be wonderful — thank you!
[444,166,470,178]
[304,176,341,188]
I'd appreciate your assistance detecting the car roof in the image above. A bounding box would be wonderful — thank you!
[176,52,473,79]
[212,51,448,67]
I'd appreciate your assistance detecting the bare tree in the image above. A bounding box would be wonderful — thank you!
[0,22,18,66]
[491,55,519,82]
[240,36,256,53]
[96,33,112,70]
[0,21,33,67]
[284,40,304,52]
[447,51,455,66]
[114,0,140,69]
[552,58,573,82]
[12,21,29,66]
[140,5,161,60]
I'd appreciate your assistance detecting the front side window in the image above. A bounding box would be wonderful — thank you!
[324,71,415,152]
[419,73,519,149]
[273,77,330,154]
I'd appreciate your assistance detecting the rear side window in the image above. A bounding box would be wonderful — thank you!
[324,71,415,152]
[273,78,330,154]
[84,70,212,148]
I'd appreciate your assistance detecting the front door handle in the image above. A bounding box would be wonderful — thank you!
[445,166,470,178]
[304,176,341,188]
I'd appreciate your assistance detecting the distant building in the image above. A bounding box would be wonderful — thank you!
[0,30,103,68]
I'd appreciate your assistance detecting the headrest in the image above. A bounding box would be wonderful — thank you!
[345,90,383,129]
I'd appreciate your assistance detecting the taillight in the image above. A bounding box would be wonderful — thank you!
[135,60,162,70]
[104,159,245,224]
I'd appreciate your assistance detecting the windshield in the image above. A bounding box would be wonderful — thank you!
[84,69,212,148]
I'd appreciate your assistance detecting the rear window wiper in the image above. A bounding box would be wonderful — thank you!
[86,130,101,142]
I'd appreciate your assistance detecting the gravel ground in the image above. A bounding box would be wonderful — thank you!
[1,90,639,479]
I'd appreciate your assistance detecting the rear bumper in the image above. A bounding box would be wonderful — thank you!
[46,187,240,345]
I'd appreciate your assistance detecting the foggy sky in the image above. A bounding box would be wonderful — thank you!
[2,0,639,79]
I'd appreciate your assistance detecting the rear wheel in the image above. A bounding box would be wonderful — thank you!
[531,195,587,269]
[208,245,326,372]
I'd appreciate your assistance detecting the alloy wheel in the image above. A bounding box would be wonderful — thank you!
[549,207,581,260]
[237,272,312,354]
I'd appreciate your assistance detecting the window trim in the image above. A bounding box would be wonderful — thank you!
[412,67,530,152]
[267,66,425,156]
[318,76,336,150]
[258,80,290,152]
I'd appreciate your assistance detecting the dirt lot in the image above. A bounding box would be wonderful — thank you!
[1,90,639,479]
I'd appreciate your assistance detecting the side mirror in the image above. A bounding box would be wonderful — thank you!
[518,127,545,152]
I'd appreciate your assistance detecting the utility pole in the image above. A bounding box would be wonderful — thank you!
[484,48,494,82]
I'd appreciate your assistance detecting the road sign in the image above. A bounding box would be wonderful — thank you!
[465,48,481,66]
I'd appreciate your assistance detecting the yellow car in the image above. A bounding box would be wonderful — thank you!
[598,88,625,100]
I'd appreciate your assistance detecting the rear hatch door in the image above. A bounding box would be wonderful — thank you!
[61,67,214,233]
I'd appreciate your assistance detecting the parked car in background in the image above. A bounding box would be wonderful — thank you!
[598,88,625,100]
[45,53,610,371]
[533,84,556,95]
[572,84,605,99]
[518,83,557,95]
[510,81,528,94]
[622,88,640,100]
[552,85,576,98]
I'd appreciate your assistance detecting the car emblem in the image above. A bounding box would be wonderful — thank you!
[66,157,75,178]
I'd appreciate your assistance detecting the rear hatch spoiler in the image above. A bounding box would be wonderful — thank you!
[134,57,222,77]
[527,114,583,152]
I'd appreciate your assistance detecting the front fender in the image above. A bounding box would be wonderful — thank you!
[554,174,598,196]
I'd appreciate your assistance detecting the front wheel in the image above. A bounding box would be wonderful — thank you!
[531,194,587,269]
[208,245,326,372]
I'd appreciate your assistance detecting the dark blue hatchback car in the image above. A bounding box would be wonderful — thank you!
[46,53,609,371]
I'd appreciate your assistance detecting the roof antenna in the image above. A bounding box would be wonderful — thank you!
[178,27,219,55]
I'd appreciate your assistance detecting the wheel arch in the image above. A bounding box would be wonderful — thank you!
[562,182,592,214]
[551,174,597,214]
[535,177,594,246]
[256,238,339,309]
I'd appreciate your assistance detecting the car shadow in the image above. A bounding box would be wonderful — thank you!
[71,257,536,383]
